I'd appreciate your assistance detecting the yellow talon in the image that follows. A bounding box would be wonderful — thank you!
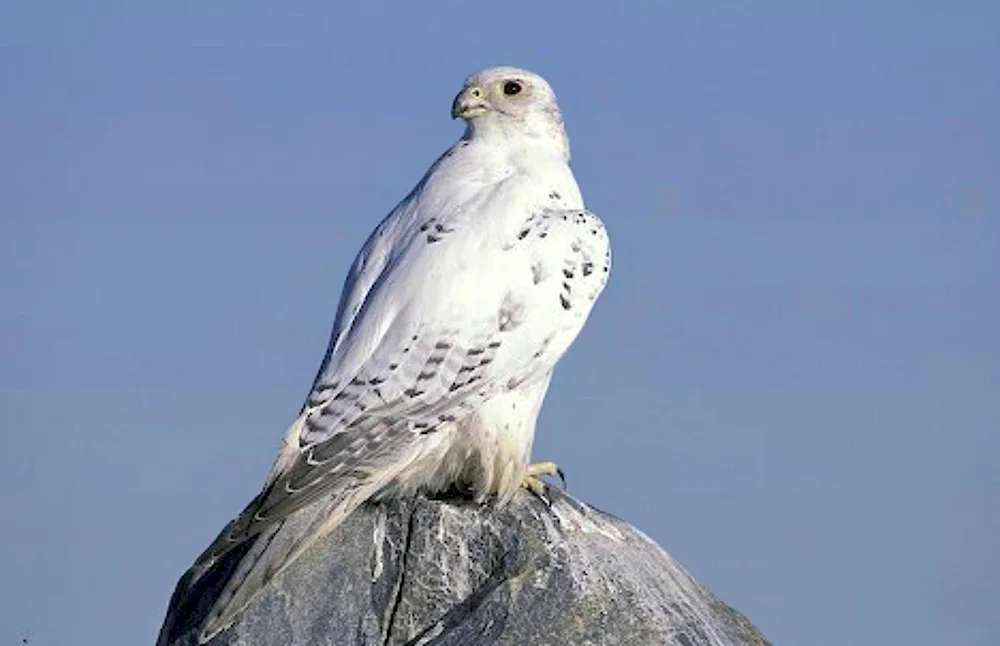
[521,461,566,502]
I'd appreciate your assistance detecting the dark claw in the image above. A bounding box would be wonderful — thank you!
[555,467,567,491]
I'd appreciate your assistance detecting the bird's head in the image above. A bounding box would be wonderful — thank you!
[451,66,570,161]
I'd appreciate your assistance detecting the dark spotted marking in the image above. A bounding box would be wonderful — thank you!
[311,379,339,398]
[549,190,561,199]
[317,378,339,391]
[427,221,456,243]
[498,293,525,332]
[532,335,554,359]
[531,262,546,284]
[414,420,439,436]
[307,386,335,407]
[560,293,572,310]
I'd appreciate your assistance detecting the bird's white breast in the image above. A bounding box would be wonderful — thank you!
[343,136,609,504]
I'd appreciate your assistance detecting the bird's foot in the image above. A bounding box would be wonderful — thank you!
[521,461,566,504]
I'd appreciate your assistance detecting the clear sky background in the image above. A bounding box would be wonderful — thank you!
[1,2,997,645]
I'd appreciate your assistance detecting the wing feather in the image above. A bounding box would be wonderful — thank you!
[190,200,609,574]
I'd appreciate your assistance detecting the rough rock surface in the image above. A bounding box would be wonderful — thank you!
[160,489,769,645]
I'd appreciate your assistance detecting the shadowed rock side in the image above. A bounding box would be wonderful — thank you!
[160,490,770,646]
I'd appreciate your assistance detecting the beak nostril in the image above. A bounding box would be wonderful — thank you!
[452,86,488,119]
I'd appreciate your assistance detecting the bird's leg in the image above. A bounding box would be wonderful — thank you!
[521,461,566,502]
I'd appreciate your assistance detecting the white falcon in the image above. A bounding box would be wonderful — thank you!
[161,65,611,644]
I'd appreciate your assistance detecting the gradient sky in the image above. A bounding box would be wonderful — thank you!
[1,2,997,645]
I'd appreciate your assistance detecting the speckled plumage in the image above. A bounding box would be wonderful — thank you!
[161,66,611,644]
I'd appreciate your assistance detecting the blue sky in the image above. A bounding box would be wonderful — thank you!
[1,2,997,645]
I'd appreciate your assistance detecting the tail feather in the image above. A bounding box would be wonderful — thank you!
[198,482,384,642]
[156,531,265,646]
[157,487,375,646]
[158,443,424,645]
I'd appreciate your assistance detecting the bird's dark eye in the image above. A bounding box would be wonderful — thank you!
[503,81,523,96]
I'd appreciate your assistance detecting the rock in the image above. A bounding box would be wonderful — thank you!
[159,489,770,645]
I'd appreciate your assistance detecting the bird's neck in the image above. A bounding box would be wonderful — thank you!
[462,117,570,165]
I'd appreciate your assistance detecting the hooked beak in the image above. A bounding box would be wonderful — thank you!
[451,85,489,119]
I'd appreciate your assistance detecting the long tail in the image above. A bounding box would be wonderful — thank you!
[201,482,386,642]
[158,406,440,644]
[158,476,396,645]
[157,421,431,646]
